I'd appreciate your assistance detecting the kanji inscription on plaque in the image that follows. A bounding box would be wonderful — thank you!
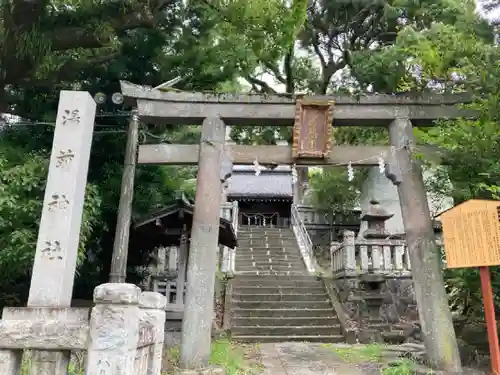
[292,98,334,159]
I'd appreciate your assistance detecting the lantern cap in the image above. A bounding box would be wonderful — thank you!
[361,199,394,222]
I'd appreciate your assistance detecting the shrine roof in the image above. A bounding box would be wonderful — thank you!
[226,167,292,198]
[131,194,237,250]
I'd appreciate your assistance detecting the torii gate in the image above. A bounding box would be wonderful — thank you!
[120,81,472,372]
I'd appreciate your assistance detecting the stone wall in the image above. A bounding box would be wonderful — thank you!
[334,277,419,344]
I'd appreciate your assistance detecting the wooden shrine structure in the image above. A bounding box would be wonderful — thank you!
[130,194,237,319]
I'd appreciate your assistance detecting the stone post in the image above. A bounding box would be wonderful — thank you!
[343,230,356,275]
[387,116,461,371]
[139,292,167,375]
[180,117,225,369]
[86,283,141,375]
[20,91,96,374]
[28,91,96,307]
[157,247,166,275]
[110,111,140,283]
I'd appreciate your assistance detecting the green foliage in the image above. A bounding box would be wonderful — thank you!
[382,360,415,375]
[0,142,101,306]
[21,351,85,374]
[353,3,500,320]
[164,339,260,375]
[308,168,363,214]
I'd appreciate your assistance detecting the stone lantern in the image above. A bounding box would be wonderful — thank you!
[361,199,394,239]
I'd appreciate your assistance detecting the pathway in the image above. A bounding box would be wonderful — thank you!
[259,342,377,375]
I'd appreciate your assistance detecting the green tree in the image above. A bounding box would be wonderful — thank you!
[0,0,309,304]
[0,134,101,306]
[344,0,500,321]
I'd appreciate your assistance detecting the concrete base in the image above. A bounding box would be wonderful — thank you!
[175,366,226,375]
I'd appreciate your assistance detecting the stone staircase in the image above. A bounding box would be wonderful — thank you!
[230,226,344,343]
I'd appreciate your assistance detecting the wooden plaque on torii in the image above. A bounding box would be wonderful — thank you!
[292,98,334,160]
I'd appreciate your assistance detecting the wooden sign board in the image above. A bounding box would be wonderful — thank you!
[292,99,334,159]
[439,199,500,268]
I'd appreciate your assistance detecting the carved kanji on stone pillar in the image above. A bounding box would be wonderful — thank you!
[361,199,394,239]
[292,98,334,159]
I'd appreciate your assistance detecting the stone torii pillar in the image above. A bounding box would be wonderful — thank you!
[386,116,461,372]
[180,117,226,370]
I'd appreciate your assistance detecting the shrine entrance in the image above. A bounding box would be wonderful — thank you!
[120,81,472,371]
[225,165,293,227]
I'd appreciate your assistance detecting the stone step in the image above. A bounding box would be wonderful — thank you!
[238,246,299,251]
[239,226,289,231]
[232,293,329,302]
[237,250,301,255]
[238,238,297,247]
[235,271,308,276]
[232,278,322,288]
[238,231,293,236]
[232,286,326,294]
[237,242,298,248]
[237,253,299,258]
[238,238,296,243]
[231,325,342,336]
[236,251,301,257]
[233,308,334,318]
[235,265,305,272]
[238,230,293,235]
[236,253,301,259]
[232,300,332,309]
[237,238,296,243]
[233,275,320,282]
[235,262,304,269]
[235,258,303,264]
[235,266,306,272]
[231,334,345,343]
[235,262,304,268]
[231,316,339,326]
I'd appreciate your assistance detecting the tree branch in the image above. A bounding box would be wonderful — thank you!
[262,61,286,85]
[245,76,278,94]
[19,52,121,88]
[310,32,326,70]
[49,10,156,51]
[284,46,295,94]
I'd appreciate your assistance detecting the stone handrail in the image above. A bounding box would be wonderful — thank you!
[230,200,238,274]
[296,205,330,225]
[331,230,411,278]
[291,204,316,273]
[220,201,239,275]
